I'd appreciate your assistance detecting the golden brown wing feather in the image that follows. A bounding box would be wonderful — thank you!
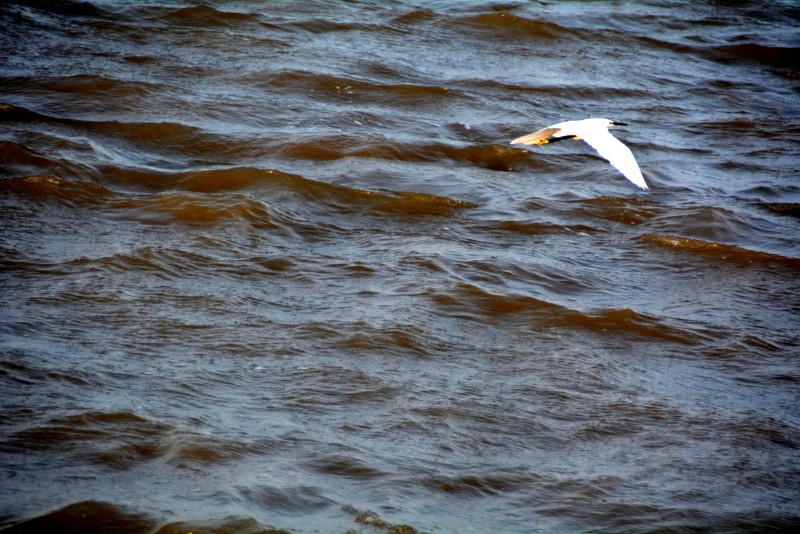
[510,127,561,146]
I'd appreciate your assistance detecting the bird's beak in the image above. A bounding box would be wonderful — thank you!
[611,121,628,126]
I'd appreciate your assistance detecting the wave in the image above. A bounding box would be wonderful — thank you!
[238,485,333,514]
[177,167,311,194]
[641,234,800,268]
[648,204,766,243]
[0,175,111,205]
[2,102,523,175]
[2,0,108,19]
[760,203,800,219]
[166,166,474,216]
[274,16,385,35]
[4,411,165,459]
[275,135,528,170]
[430,283,712,344]
[307,454,386,480]
[460,78,650,101]
[450,12,576,41]
[477,219,596,237]
[5,498,793,534]
[1,501,155,534]
[642,36,800,75]
[3,410,271,472]
[567,196,658,226]
[391,8,437,26]
[155,4,262,28]
[20,247,289,281]
[0,103,216,160]
[109,191,275,226]
[424,473,533,497]
[2,160,476,226]
[372,191,477,215]
[97,166,308,193]
[0,74,160,98]
[693,117,800,142]
[0,171,279,228]
[1,500,323,534]
[0,102,53,122]
[255,69,456,107]
[74,248,216,280]
[0,140,88,179]
[714,43,800,70]
[2,102,519,172]
[331,322,446,358]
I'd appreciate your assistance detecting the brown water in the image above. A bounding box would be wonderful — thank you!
[1,1,799,533]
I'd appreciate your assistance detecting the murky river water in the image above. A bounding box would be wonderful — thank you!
[1,1,799,532]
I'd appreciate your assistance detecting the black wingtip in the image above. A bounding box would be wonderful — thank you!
[611,121,628,126]
[546,134,578,144]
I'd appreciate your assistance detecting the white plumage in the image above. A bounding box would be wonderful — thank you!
[511,118,648,190]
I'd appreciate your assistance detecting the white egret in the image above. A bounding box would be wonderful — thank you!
[511,118,648,190]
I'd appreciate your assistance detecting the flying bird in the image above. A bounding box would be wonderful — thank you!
[510,118,648,190]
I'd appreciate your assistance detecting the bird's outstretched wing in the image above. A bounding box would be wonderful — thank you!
[581,130,648,190]
[510,127,561,146]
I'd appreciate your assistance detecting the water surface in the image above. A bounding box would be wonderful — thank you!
[1,1,799,532]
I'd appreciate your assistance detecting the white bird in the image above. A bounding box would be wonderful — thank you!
[510,118,648,190]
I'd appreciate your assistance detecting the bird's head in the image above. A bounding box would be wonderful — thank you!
[586,118,627,129]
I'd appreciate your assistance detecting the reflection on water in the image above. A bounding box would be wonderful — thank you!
[1,1,799,532]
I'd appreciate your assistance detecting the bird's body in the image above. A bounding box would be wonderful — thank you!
[510,118,648,190]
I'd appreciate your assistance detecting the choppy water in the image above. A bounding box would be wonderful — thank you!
[2,1,799,532]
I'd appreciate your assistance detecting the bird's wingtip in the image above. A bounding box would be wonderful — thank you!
[629,176,649,190]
